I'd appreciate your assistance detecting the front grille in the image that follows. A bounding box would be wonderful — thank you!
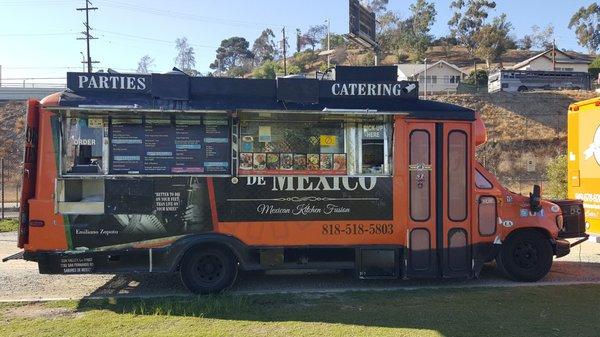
[552,200,586,238]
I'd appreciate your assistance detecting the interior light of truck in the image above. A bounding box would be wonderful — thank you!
[29,220,45,227]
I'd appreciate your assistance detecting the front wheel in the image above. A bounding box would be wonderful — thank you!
[180,247,238,294]
[496,230,553,282]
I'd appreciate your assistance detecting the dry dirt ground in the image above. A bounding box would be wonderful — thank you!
[1,231,600,302]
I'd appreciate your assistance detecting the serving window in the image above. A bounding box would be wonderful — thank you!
[237,112,392,176]
[61,112,231,176]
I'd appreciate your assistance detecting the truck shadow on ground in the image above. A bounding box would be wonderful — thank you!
[73,262,600,336]
[79,260,600,299]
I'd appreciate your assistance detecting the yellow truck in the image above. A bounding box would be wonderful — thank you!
[568,97,600,239]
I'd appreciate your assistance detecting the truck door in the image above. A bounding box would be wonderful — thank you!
[406,122,472,278]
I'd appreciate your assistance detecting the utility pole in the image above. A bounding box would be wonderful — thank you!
[282,27,287,76]
[552,39,556,71]
[77,0,98,73]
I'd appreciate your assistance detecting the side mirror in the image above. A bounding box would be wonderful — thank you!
[529,184,542,213]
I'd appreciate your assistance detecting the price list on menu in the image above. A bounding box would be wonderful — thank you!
[203,118,230,173]
[144,118,175,173]
[110,118,144,174]
[173,118,204,173]
[110,116,230,174]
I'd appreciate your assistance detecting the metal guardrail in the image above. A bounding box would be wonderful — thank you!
[0,86,65,100]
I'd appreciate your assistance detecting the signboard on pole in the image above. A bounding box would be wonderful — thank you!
[348,0,377,49]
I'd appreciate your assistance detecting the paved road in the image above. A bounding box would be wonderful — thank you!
[1,231,600,302]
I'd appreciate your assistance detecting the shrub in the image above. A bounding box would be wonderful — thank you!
[545,154,567,199]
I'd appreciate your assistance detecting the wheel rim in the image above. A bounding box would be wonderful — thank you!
[192,254,225,286]
[513,241,539,269]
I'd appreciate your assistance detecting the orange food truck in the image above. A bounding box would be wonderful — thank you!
[5,66,588,293]
[568,97,600,239]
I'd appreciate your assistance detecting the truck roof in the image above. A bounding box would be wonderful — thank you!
[569,96,600,112]
[47,70,476,121]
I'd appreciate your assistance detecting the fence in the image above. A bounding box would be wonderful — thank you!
[0,158,20,220]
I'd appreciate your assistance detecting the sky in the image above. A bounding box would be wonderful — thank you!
[0,0,595,85]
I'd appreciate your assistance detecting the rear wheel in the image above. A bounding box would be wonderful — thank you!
[496,230,553,282]
[517,85,528,92]
[180,247,238,294]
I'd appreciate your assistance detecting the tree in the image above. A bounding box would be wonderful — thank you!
[252,28,277,65]
[296,29,302,53]
[569,3,600,54]
[320,33,346,49]
[392,0,437,62]
[361,0,389,14]
[376,10,401,53]
[448,0,497,56]
[474,14,513,67]
[136,55,154,74]
[300,24,327,51]
[210,37,255,76]
[290,50,318,72]
[464,69,488,86]
[252,60,282,79]
[518,35,533,50]
[174,37,196,74]
[588,55,600,78]
[530,24,555,50]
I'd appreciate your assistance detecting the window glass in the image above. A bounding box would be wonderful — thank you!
[362,124,385,174]
[63,116,106,174]
[410,130,430,221]
[478,196,496,236]
[475,170,493,189]
[448,131,467,221]
[238,116,392,176]
[239,120,346,174]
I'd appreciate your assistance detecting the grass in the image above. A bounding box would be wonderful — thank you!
[0,284,599,337]
[0,219,18,232]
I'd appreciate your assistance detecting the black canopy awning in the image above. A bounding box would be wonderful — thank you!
[52,69,476,121]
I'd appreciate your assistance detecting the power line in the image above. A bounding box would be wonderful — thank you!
[0,32,76,37]
[96,0,285,28]
[96,29,219,49]
[76,0,99,73]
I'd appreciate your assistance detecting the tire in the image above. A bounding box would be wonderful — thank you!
[180,247,238,294]
[517,86,528,92]
[496,230,553,282]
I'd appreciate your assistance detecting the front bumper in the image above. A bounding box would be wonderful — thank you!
[554,238,571,258]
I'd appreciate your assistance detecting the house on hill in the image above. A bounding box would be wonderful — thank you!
[396,60,468,94]
[511,49,590,72]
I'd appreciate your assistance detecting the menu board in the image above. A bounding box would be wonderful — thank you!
[111,118,144,174]
[110,115,230,174]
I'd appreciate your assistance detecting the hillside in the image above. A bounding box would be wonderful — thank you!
[432,90,597,192]
[0,90,596,193]
[0,101,25,185]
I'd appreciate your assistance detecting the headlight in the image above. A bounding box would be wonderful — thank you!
[556,215,564,230]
